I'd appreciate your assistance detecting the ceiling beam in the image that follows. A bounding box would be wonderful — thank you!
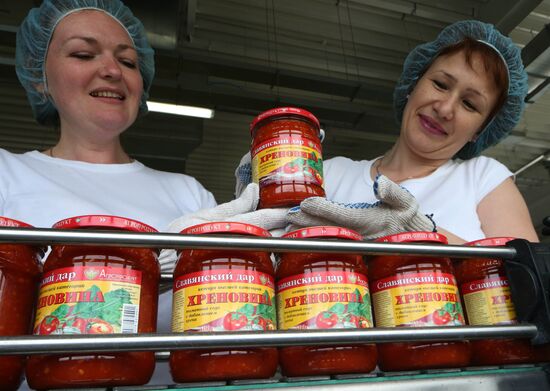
[178,0,197,43]
[478,0,543,34]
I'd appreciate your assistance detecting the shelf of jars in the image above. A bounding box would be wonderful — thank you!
[0,227,548,390]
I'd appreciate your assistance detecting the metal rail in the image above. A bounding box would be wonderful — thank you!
[0,326,537,355]
[0,228,534,359]
[0,227,517,258]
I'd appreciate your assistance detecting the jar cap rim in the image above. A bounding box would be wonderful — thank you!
[250,107,320,133]
[375,231,448,244]
[283,226,362,241]
[0,216,35,228]
[181,221,271,237]
[52,215,158,233]
[466,237,515,247]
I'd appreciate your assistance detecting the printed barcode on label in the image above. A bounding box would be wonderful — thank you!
[121,304,139,333]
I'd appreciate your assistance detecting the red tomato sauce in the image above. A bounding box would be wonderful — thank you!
[250,107,325,208]
[170,222,278,382]
[26,215,160,389]
[0,217,42,391]
[276,226,377,376]
[454,237,544,365]
[369,232,471,371]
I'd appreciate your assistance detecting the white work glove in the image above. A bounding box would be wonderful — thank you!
[159,183,288,274]
[287,174,436,239]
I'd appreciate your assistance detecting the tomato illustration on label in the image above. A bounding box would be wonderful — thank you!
[316,311,338,328]
[71,317,89,334]
[344,314,360,327]
[343,314,370,329]
[223,312,248,330]
[251,316,266,330]
[432,309,452,325]
[39,315,60,335]
[251,316,275,330]
[282,162,301,174]
[87,318,114,334]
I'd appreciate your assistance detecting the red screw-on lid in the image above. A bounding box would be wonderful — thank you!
[0,216,34,228]
[53,215,157,233]
[250,107,321,134]
[466,237,515,247]
[0,217,47,256]
[283,226,362,241]
[181,221,271,237]
[376,231,448,244]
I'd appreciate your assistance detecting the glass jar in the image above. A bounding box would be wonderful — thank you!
[0,217,42,391]
[170,222,278,382]
[277,226,377,376]
[26,215,160,389]
[455,237,541,365]
[369,232,471,371]
[250,107,325,208]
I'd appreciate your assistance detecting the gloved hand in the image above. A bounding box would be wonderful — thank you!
[234,151,252,198]
[287,174,436,239]
[159,183,288,274]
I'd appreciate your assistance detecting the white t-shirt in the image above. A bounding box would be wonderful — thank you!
[0,149,216,230]
[0,149,216,388]
[323,156,512,242]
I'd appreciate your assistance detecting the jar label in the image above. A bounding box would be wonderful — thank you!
[371,272,465,327]
[276,271,372,330]
[172,269,276,332]
[33,266,142,335]
[251,136,323,187]
[461,276,516,325]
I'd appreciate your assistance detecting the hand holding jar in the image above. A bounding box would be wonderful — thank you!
[287,174,436,239]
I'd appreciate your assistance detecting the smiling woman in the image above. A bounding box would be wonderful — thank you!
[0,0,217,389]
[321,20,538,244]
[43,10,143,160]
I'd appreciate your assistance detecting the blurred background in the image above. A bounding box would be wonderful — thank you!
[1,0,550,238]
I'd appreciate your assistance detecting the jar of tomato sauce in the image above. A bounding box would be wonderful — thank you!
[0,217,42,391]
[26,215,160,390]
[250,107,325,209]
[369,232,471,371]
[170,222,278,382]
[454,237,542,365]
[277,226,377,376]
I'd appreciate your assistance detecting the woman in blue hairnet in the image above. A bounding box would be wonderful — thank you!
[7,0,215,229]
[291,20,538,244]
[3,0,215,389]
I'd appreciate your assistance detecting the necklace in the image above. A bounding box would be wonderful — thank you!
[374,156,436,183]
[374,157,383,177]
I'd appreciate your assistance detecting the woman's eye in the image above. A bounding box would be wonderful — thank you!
[463,100,477,112]
[120,59,137,69]
[432,80,447,90]
[71,53,93,60]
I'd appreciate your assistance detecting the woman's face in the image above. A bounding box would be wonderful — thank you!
[44,10,143,142]
[400,50,499,160]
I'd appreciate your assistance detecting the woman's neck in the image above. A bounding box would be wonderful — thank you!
[45,138,133,164]
[372,143,447,183]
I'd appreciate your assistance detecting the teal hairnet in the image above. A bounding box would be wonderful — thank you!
[15,0,155,125]
[393,20,528,160]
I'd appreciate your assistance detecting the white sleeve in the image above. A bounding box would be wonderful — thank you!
[471,156,512,203]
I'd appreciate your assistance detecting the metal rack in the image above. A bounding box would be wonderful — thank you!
[0,227,548,391]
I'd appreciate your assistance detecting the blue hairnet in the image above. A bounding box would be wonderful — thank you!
[15,0,155,125]
[393,20,528,160]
